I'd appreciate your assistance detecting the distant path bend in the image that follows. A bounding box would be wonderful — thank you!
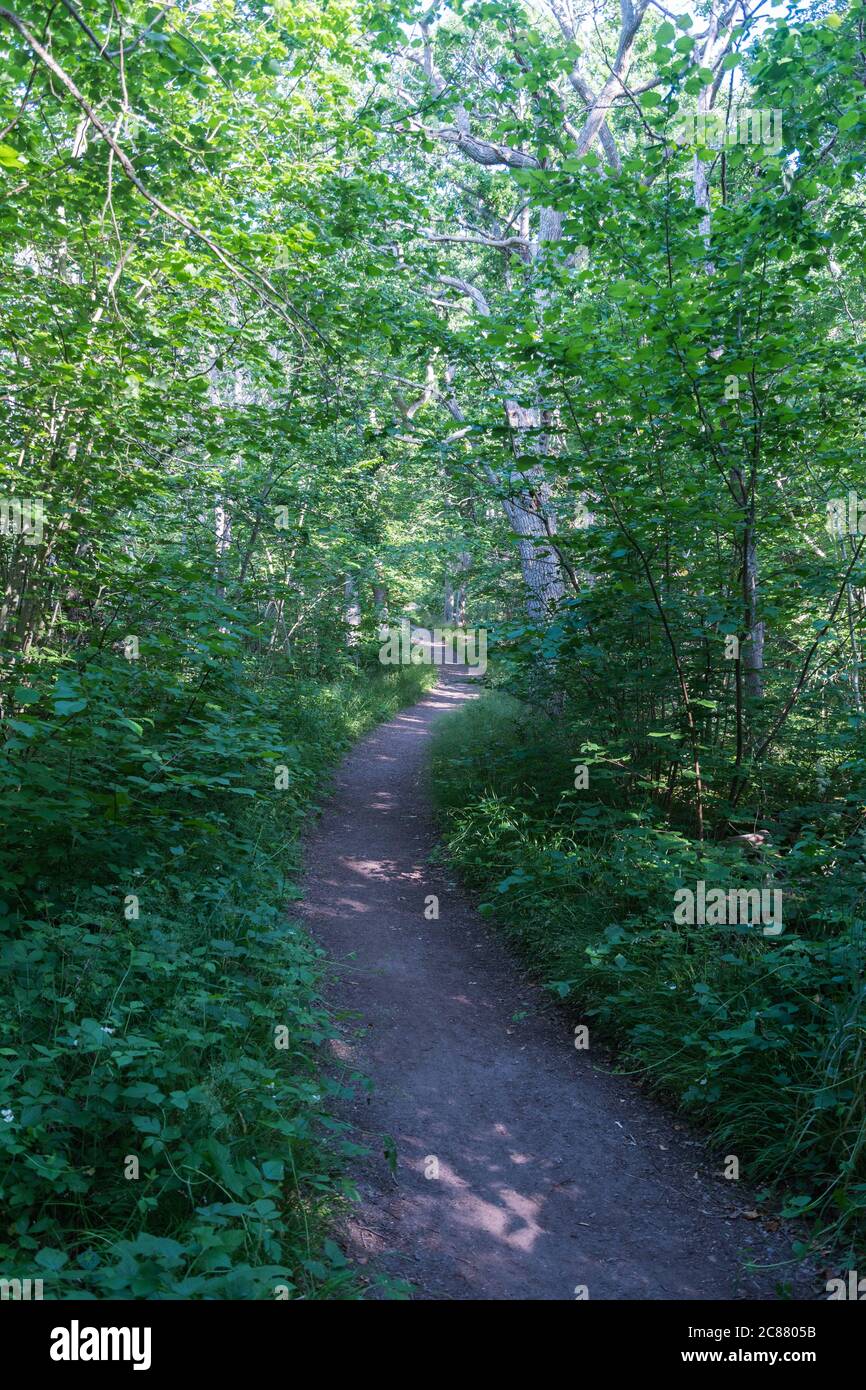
[299,670,811,1301]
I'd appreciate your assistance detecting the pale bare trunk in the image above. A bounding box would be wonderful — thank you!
[504,400,566,622]
[344,575,361,651]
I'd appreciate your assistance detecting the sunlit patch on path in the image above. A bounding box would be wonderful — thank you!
[298,672,811,1301]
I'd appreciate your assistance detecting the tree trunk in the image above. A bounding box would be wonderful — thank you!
[730,465,764,703]
[344,575,361,653]
[503,400,566,623]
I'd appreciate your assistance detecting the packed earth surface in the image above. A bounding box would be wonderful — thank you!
[300,671,817,1301]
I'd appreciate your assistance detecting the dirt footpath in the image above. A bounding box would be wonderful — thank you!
[298,672,815,1301]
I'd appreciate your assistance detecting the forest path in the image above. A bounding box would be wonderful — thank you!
[298,668,810,1301]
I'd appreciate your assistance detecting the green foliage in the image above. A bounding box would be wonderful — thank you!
[0,659,429,1298]
[0,0,444,1300]
[432,691,866,1263]
[2,0,866,1297]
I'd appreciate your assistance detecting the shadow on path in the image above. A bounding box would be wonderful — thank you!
[298,671,812,1301]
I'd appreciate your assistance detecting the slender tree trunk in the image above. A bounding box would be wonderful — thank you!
[730,466,764,703]
[344,575,361,654]
[503,399,566,622]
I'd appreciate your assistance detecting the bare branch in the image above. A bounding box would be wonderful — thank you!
[394,361,437,420]
[437,275,491,316]
[433,124,540,169]
[570,0,652,159]
[58,0,116,63]
[425,229,530,254]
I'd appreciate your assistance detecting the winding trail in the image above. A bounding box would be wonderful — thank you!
[299,669,811,1301]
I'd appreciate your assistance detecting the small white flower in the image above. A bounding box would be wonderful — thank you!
[100,1026,115,1035]
[1,1107,14,1123]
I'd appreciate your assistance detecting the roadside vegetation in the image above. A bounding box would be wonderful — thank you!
[432,686,866,1269]
[1,657,428,1298]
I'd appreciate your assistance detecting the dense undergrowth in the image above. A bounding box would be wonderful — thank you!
[0,646,430,1299]
[432,688,866,1270]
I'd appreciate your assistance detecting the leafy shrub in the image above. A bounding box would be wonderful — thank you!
[0,649,430,1299]
[432,691,866,1264]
